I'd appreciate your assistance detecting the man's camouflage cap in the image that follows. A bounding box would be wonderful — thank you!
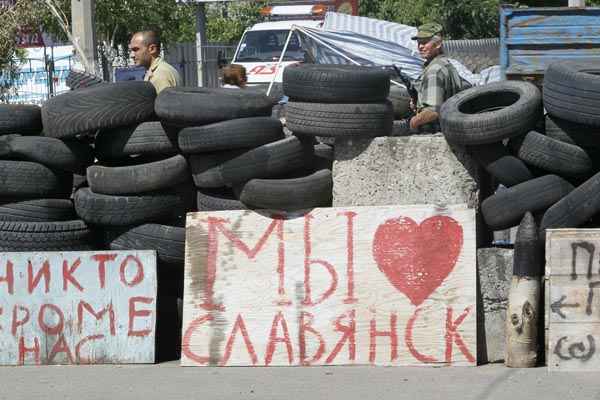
[411,22,443,40]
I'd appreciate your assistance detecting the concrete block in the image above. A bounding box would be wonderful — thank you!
[333,134,482,208]
[477,247,514,363]
[333,134,492,246]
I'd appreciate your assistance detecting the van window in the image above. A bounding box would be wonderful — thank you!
[235,30,304,62]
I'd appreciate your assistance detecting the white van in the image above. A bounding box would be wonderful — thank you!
[231,5,325,88]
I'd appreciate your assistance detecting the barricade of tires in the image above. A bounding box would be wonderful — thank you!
[0,104,95,252]
[440,60,600,238]
[283,64,395,140]
[34,79,336,359]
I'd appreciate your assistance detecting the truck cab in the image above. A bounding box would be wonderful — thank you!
[231,5,325,88]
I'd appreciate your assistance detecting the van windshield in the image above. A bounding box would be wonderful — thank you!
[234,30,305,62]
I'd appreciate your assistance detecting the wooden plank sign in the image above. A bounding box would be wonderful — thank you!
[0,251,157,365]
[182,205,476,367]
[547,229,600,371]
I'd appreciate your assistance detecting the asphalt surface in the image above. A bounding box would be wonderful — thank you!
[0,362,598,400]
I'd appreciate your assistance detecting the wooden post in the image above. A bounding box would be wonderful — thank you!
[505,212,543,367]
[195,3,207,87]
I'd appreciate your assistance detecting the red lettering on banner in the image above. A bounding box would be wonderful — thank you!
[326,310,356,364]
[77,301,116,336]
[302,214,338,306]
[445,307,475,363]
[369,311,398,363]
[48,334,74,364]
[265,311,293,366]
[62,258,83,292]
[12,305,30,336]
[92,253,116,289]
[76,335,105,364]
[128,297,154,337]
[273,215,289,306]
[18,336,40,365]
[182,314,214,365]
[27,260,50,294]
[119,255,144,287]
[38,304,64,335]
[248,65,265,75]
[255,65,277,75]
[299,311,325,365]
[0,260,14,295]
[338,211,358,304]
[201,216,285,311]
[405,307,437,363]
[220,314,257,366]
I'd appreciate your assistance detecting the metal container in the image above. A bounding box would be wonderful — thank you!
[500,5,600,84]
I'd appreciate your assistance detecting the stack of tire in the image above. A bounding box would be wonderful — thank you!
[440,60,600,239]
[0,104,95,251]
[283,64,395,143]
[42,81,188,360]
[157,87,333,212]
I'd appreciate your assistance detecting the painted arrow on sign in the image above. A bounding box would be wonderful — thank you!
[551,295,581,319]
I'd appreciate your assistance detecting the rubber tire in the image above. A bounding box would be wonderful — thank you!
[540,171,600,237]
[470,143,534,187]
[95,122,179,159]
[545,114,600,149]
[178,117,284,154]
[190,136,313,188]
[0,136,94,174]
[66,70,103,90]
[42,81,157,138]
[0,160,73,198]
[74,187,185,226]
[0,220,93,251]
[87,155,190,195]
[509,131,593,178]
[155,87,275,127]
[0,199,75,222]
[440,81,542,145]
[0,105,42,135]
[314,143,334,171]
[283,64,390,103]
[239,169,333,211]
[481,175,574,231]
[286,102,394,137]
[544,61,600,127]
[196,188,248,211]
[188,149,249,188]
[389,85,412,119]
[109,224,185,264]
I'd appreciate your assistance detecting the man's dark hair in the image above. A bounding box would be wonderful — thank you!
[137,30,161,52]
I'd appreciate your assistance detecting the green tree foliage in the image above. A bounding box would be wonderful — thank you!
[359,0,501,38]
[39,0,263,51]
[206,1,265,44]
[0,0,42,70]
[359,0,600,39]
[40,0,197,53]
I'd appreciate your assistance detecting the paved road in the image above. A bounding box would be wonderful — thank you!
[0,362,598,400]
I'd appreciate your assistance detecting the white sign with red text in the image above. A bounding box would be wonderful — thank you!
[0,251,157,365]
[182,205,476,367]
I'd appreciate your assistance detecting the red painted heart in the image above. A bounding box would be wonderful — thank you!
[372,216,463,306]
